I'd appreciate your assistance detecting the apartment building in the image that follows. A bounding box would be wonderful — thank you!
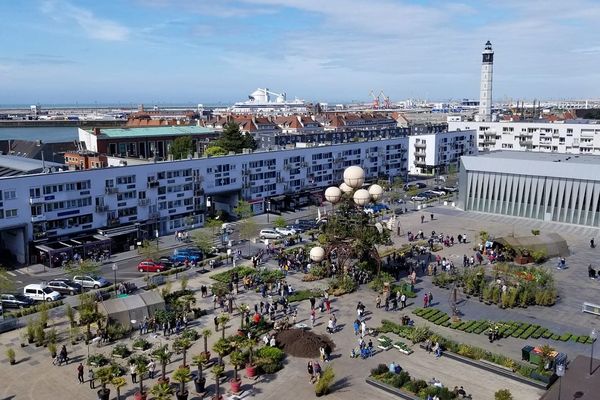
[448,119,600,154]
[408,130,477,175]
[0,137,409,265]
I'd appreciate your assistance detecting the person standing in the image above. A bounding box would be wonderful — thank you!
[375,295,381,309]
[428,292,434,307]
[307,361,314,383]
[421,215,425,224]
[400,293,407,309]
[361,320,367,338]
[310,308,316,327]
[147,359,156,379]
[423,293,429,308]
[353,319,360,335]
[130,363,137,384]
[325,299,331,314]
[88,369,95,389]
[77,363,85,384]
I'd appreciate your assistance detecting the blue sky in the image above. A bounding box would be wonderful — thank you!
[1,0,600,104]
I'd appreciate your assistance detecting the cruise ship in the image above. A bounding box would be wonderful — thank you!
[218,88,309,115]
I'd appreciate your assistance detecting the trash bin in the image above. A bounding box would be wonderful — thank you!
[529,348,542,365]
[521,345,534,362]
[554,353,568,369]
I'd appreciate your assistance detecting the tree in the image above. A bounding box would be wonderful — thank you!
[217,313,230,339]
[95,366,115,398]
[229,350,245,382]
[138,240,160,261]
[212,338,231,365]
[111,376,127,400]
[0,268,15,317]
[238,219,257,245]
[495,389,513,400]
[391,176,404,190]
[233,200,253,219]
[192,353,208,389]
[204,146,228,157]
[273,216,287,229]
[238,303,250,329]
[211,364,225,399]
[172,366,192,397]
[215,122,257,154]
[152,345,173,380]
[173,337,192,367]
[205,217,222,237]
[191,231,213,255]
[150,382,173,400]
[201,328,212,356]
[135,361,149,395]
[170,136,193,160]
[64,259,100,279]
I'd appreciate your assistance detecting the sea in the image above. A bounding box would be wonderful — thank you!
[0,127,80,143]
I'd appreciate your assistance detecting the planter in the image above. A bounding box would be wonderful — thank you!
[97,388,110,400]
[133,391,147,400]
[245,364,257,378]
[365,378,420,400]
[230,378,242,393]
[176,391,189,400]
[10,360,16,365]
[194,377,206,393]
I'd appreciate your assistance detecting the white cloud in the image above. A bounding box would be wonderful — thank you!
[41,0,130,41]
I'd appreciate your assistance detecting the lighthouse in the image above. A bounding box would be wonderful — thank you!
[477,41,494,122]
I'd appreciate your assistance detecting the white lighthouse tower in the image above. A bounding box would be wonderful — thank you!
[477,41,494,122]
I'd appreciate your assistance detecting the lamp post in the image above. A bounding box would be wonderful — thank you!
[155,229,159,250]
[227,249,232,266]
[556,363,565,400]
[590,328,598,375]
[112,263,118,296]
[266,200,271,223]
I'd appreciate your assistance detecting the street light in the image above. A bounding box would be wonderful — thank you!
[590,328,598,375]
[112,263,118,296]
[556,363,565,400]
[266,200,271,223]
[155,229,159,250]
[227,249,232,266]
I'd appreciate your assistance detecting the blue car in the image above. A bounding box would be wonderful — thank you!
[364,204,390,213]
[172,248,203,263]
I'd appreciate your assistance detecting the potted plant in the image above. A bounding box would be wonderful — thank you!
[6,347,16,365]
[211,364,225,400]
[238,303,250,330]
[48,342,57,359]
[65,304,76,328]
[150,382,173,400]
[229,351,244,393]
[111,376,127,400]
[70,325,81,345]
[134,362,149,400]
[192,353,208,393]
[88,353,109,367]
[201,328,212,361]
[95,366,115,400]
[243,339,257,378]
[26,319,35,344]
[133,337,151,351]
[112,344,130,359]
[218,313,230,339]
[39,303,49,328]
[34,323,45,347]
[315,365,335,397]
[172,366,192,400]
[212,338,231,366]
[495,389,513,400]
[173,337,192,367]
[152,345,173,383]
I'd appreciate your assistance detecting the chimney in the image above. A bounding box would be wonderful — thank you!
[93,127,101,136]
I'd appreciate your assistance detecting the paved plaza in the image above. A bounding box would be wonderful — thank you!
[1,204,599,400]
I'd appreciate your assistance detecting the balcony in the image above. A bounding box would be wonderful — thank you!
[29,197,43,205]
[107,218,120,227]
[414,159,427,167]
[95,205,109,213]
[105,187,119,195]
[519,140,533,146]
[31,214,47,223]
[414,142,426,148]
[414,150,426,156]
[194,189,205,197]
[138,198,150,207]
[483,138,496,145]
[147,180,160,189]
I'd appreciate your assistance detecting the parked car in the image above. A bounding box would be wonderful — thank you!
[404,182,427,191]
[443,186,458,192]
[72,275,110,289]
[172,248,203,263]
[259,229,282,239]
[275,227,296,236]
[411,194,428,201]
[137,260,169,273]
[221,223,235,234]
[394,207,404,215]
[428,189,446,196]
[297,219,317,230]
[365,203,390,213]
[286,224,305,233]
[23,284,61,302]
[1,293,35,309]
[46,279,82,296]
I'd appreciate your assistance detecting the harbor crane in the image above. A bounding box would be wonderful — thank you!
[369,90,380,109]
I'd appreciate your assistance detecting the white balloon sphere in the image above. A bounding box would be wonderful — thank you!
[339,182,353,194]
[324,186,342,204]
[368,184,384,201]
[343,166,365,189]
[310,246,325,262]
[353,189,371,206]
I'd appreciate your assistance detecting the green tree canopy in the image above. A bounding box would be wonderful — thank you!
[192,231,214,255]
[273,216,287,228]
[0,267,15,296]
[205,146,228,157]
[170,136,193,160]
[64,259,100,279]
[214,122,257,153]
[233,200,253,219]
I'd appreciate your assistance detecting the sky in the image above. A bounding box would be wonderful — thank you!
[1,0,600,105]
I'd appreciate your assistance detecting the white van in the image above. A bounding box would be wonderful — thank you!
[259,229,282,239]
[23,284,61,302]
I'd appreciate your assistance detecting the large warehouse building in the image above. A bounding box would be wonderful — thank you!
[458,152,600,227]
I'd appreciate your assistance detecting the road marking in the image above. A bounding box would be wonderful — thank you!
[15,269,26,275]
[6,271,16,276]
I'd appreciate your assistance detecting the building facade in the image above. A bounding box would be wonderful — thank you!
[458,151,600,227]
[448,119,600,154]
[408,130,477,175]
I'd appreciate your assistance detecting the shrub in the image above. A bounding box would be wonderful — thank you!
[255,345,285,374]
[315,365,335,396]
[495,389,513,400]
[371,364,389,376]
[409,326,431,344]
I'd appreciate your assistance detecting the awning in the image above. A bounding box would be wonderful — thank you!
[97,224,139,238]
[270,195,286,202]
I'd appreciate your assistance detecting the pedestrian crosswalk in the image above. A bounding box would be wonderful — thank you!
[6,269,27,276]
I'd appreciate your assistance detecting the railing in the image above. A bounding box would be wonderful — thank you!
[148,212,160,220]
[31,214,46,223]
[414,142,426,148]
[95,205,109,213]
[147,180,160,188]
[138,198,150,206]
[29,197,43,205]
[105,187,118,194]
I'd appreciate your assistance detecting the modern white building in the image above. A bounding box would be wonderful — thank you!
[458,151,600,227]
[0,137,409,264]
[448,119,600,154]
[408,130,477,175]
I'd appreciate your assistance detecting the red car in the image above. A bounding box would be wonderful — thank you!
[137,260,168,273]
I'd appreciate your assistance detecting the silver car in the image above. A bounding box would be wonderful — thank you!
[72,275,110,289]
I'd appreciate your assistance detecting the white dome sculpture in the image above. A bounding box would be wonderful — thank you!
[353,189,371,206]
[339,182,353,194]
[343,166,365,189]
[324,186,342,204]
[368,184,384,201]
[310,246,325,262]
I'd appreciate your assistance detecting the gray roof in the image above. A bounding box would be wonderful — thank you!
[0,154,65,176]
[461,151,600,181]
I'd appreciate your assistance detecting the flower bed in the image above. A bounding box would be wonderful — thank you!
[211,266,256,283]
[377,336,393,350]
[393,341,413,355]
[368,365,457,400]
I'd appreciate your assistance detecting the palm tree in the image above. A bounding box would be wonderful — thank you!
[229,350,245,383]
[173,337,192,367]
[177,295,196,313]
[238,304,250,329]
[152,345,173,380]
[94,366,114,399]
[136,361,149,396]
[172,366,192,399]
[218,313,230,339]
[111,377,127,400]
[212,338,231,366]
[201,328,212,358]
[192,353,208,392]
[211,364,225,400]
[150,382,173,400]
[242,338,256,368]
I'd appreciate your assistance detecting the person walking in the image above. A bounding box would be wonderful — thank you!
[310,308,316,327]
[400,293,407,309]
[147,359,156,379]
[353,319,360,335]
[88,369,95,389]
[130,363,137,384]
[307,361,314,383]
[423,293,429,308]
[428,292,434,307]
[421,215,425,224]
[77,363,85,384]
[375,295,381,309]
[325,299,331,314]
[361,320,367,338]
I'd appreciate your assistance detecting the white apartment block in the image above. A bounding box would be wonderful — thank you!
[0,137,410,264]
[448,119,600,154]
[408,130,477,175]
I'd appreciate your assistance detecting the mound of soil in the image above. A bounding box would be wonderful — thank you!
[275,329,335,358]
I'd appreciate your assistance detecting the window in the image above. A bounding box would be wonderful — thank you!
[4,190,16,200]
[5,209,17,218]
